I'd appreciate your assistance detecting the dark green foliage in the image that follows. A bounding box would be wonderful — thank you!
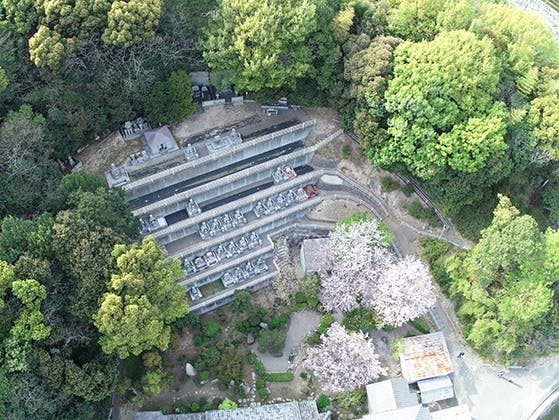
[48,172,105,212]
[268,314,289,329]
[294,291,307,305]
[419,237,454,294]
[316,393,330,412]
[201,319,221,340]
[194,346,221,371]
[401,183,414,197]
[266,372,293,382]
[543,187,559,223]
[307,313,334,344]
[381,176,400,192]
[410,317,431,334]
[217,346,244,384]
[229,289,253,315]
[407,200,443,228]
[144,70,196,125]
[342,306,377,332]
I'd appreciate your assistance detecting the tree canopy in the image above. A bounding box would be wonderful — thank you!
[368,30,505,179]
[446,195,559,360]
[94,237,188,359]
[203,0,319,91]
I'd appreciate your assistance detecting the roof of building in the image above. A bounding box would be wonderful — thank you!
[361,404,432,420]
[366,378,418,414]
[300,238,329,274]
[400,332,454,383]
[143,126,178,156]
[418,376,454,404]
[134,401,320,420]
[430,405,471,420]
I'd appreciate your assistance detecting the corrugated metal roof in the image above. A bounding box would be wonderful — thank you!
[366,378,418,414]
[400,332,454,383]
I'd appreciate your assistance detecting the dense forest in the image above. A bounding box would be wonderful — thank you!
[1,0,559,417]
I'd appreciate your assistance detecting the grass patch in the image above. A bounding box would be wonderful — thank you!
[407,200,443,228]
[266,372,294,382]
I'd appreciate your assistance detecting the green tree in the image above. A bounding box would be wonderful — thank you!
[28,25,68,69]
[48,172,105,212]
[52,210,123,320]
[102,0,163,48]
[203,0,318,91]
[1,0,39,35]
[529,94,559,160]
[342,306,377,332]
[446,195,559,360]
[387,0,445,41]
[471,3,558,95]
[229,288,253,315]
[330,8,355,44]
[217,345,244,384]
[144,70,196,125]
[94,237,188,359]
[371,30,504,179]
[0,105,60,218]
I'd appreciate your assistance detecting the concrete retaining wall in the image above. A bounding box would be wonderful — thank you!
[123,120,315,200]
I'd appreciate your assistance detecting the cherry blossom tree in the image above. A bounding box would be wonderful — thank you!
[315,218,437,326]
[303,322,385,392]
[367,255,437,327]
[315,219,394,313]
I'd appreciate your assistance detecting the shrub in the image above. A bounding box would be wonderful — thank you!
[218,398,238,410]
[230,289,253,314]
[197,370,210,382]
[316,394,330,412]
[410,317,430,334]
[255,378,266,389]
[317,313,334,335]
[334,388,366,411]
[217,346,244,383]
[216,309,227,323]
[268,314,289,329]
[193,336,204,347]
[401,183,414,197]
[342,306,377,332]
[407,200,442,228]
[294,291,307,304]
[190,402,200,413]
[342,144,352,159]
[266,372,294,382]
[300,372,308,379]
[257,387,269,400]
[202,319,221,339]
[381,176,400,192]
[392,337,402,359]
